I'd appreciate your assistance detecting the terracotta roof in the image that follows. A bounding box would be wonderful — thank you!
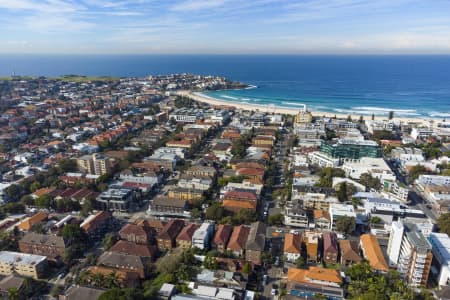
[223,200,257,210]
[288,266,342,285]
[284,233,302,254]
[313,210,331,221]
[119,223,149,237]
[360,234,389,272]
[227,225,250,251]
[237,168,265,176]
[109,240,156,257]
[86,266,140,284]
[18,211,48,231]
[223,190,258,201]
[32,187,56,198]
[81,211,111,234]
[213,224,233,246]
[176,223,200,241]
[339,240,361,263]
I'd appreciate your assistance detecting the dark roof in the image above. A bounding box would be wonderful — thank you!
[213,224,233,245]
[63,285,105,300]
[323,232,338,253]
[97,251,145,270]
[152,196,187,208]
[245,221,266,251]
[20,232,66,248]
[158,219,185,240]
[0,275,25,293]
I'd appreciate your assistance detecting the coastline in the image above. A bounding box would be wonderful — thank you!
[176,90,431,125]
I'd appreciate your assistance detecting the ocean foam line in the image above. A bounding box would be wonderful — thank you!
[282,101,307,107]
[244,85,258,90]
[428,112,450,117]
[352,106,417,113]
[334,108,422,116]
[221,95,239,100]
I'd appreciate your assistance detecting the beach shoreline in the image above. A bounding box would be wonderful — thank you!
[176,90,432,125]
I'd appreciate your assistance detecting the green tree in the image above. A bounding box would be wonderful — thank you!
[203,255,218,270]
[98,288,144,300]
[103,232,119,250]
[359,173,382,191]
[335,216,356,235]
[408,165,428,182]
[337,182,356,202]
[438,213,450,236]
[242,262,252,275]
[205,202,224,221]
[295,256,306,268]
[268,213,284,226]
[316,167,345,187]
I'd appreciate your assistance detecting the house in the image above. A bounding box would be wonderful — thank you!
[304,231,320,263]
[339,240,361,265]
[59,286,105,300]
[235,168,264,184]
[19,232,66,260]
[227,225,250,257]
[287,267,343,299]
[313,210,331,229]
[212,224,233,253]
[322,232,338,264]
[284,233,302,262]
[360,234,389,272]
[192,222,215,250]
[0,251,48,279]
[176,223,200,249]
[245,222,266,265]
[17,211,48,231]
[97,251,147,279]
[222,190,258,213]
[157,219,185,251]
[185,165,217,179]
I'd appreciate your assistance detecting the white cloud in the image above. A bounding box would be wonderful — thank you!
[171,0,226,11]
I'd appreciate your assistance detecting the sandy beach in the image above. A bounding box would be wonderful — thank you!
[177,90,431,125]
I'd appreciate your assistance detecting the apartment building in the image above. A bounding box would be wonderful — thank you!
[0,251,47,279]
[387,221,433,286]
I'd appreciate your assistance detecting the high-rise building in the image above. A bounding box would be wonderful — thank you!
[387,221,433,286]
[77,154,112,175]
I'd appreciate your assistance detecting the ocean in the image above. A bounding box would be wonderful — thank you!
[1,54,449,118]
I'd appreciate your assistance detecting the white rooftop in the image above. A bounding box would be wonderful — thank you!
[0,251,46,265]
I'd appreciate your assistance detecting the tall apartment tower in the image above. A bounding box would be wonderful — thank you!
[387,221,433,286]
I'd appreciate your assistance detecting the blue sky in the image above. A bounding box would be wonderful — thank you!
[1,0,450,54]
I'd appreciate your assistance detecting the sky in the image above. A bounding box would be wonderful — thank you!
[1,0,450,54]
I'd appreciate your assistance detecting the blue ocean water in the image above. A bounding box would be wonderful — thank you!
[1,54,449,118]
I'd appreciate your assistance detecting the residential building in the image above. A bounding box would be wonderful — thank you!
[339,240,361,266]
[329,203,356,232]
[157,219,185,251]
[284,233,302,262]
[304,231,320,263]
[387,221,432,286]
[322,232,338,264]
[80,211,111,238]
[245,221,266,265]
[212,224,233,253]
[167,187,203,203]
[192,222,214,250]
[313,210,331,229]
[360,234,389,272]
[97,186,139,212]
[287,267,343,299]
[77,153,113,175]
[60,286,105,300]
[0,275,25,299]
[0,251,47,279]
[19,232,66,260]
[428,232,450,286]
[110,240,156,259]
[176,223,200,249]
[320,139,382,159]
[284,200,308,228]
[17,211,48,231]
[119,223,154,245]
[227,225,250,257]
[308,151,340,168]
[148,196,189,218]
[97,251,146,279]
